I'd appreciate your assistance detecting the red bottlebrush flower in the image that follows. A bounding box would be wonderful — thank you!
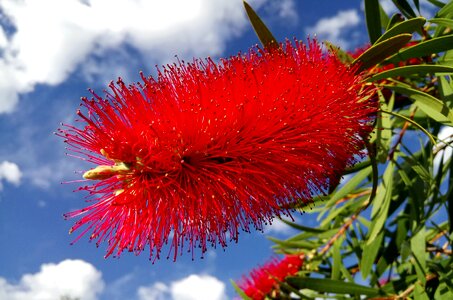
[58,40,376,261]
[237,254,304,300]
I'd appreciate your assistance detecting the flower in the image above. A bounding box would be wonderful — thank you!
[58,40,376,261]
[237,254,304,300]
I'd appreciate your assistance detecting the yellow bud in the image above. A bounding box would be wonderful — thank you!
[83,162,130,180]
[114,189,124,196]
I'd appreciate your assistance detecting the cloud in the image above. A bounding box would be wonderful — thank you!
[0,160,22,189]
[305,9,361,50]
[0,259,104,300]
[138,274,227,300]
[262,0,298,25]
[434,126,453,174]
[0,0,268,114]
[263,217,294,235]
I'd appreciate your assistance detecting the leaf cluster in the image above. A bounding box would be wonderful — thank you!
[237,1,453,299]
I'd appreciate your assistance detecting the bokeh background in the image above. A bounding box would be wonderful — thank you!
[0,1,438,299]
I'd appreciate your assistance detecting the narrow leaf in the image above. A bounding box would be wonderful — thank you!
[380,109,437,145]
[379,4,391,29]
[384,85,453,125]
[278,218,328,233]
[401,240,411,261]
[412,164,432,182]
[332,236,343,280]
[391,0,417,18]
[429,17,453,28]
[437,0,453,18]
[324,166,372,209]
[411,227,427,283]
[367,65,453,82]
[387,35,453,63]
[325,41,354,64]
[427,0,447,8]
[286,277,381,297]
[364,0,382,43]
[367,161,394,245]
[231,280,252,300]
[268,237,319,249]
[386,13,406,30]
[376,17,425,44]
[352,33,412,71]
[414,281,430,300]
[361,230,384,279]
[243,1,277,48]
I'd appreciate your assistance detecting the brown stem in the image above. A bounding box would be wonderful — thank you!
[388,108,417,161]
[396,273,437,299]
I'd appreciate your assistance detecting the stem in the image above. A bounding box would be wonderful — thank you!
[397,273,437,299]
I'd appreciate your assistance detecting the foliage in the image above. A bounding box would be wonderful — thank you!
[237,0,453,299]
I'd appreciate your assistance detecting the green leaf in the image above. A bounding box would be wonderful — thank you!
[437,0,453,18]
[268,237,319,250]
[380,110,437,145]
[231,280,252,300]
[386,13,406,30]
[332,236,343,280]
[412,164,432,182]
[375,17,426,44]
[324,41,354,64]
[243,1,277,48]
[379,4,391,30]
[411,227,427,283]
[343,160,372,174]
[361,230,384,279]
[278,218,328,233]
[387,35,453,63]
[367,65,453,82]
[384,85,453,126]
[429,17,453,28]
[352,33,412,71]
[364,0,382,44]
[401,240,411,261]
[391,0,417,18]
[439,75,453,101]
[323,167,372,210]
[414,281,430,300]
[373,92,394,162]
[426,0,446,9]
[286,277,382,297]
[287,228,338,242]
[435,282,453,299]
[367,161,395,245]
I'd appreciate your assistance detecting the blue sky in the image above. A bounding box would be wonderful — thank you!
[0,0,435,299]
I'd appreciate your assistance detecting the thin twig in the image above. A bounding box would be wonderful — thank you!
[318,214,358,256]
[397,273,437,299]
[388,108,417,160]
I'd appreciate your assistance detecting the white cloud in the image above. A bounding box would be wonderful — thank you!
[305,9,360,50]
[138,282,170,300]
[0,259,104,300]
[0,160,22,189]
[434,126,453,173]
[0,0,268,114]
[264,218,294,235]
[264,0,298,25]
[138,274,227,300]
